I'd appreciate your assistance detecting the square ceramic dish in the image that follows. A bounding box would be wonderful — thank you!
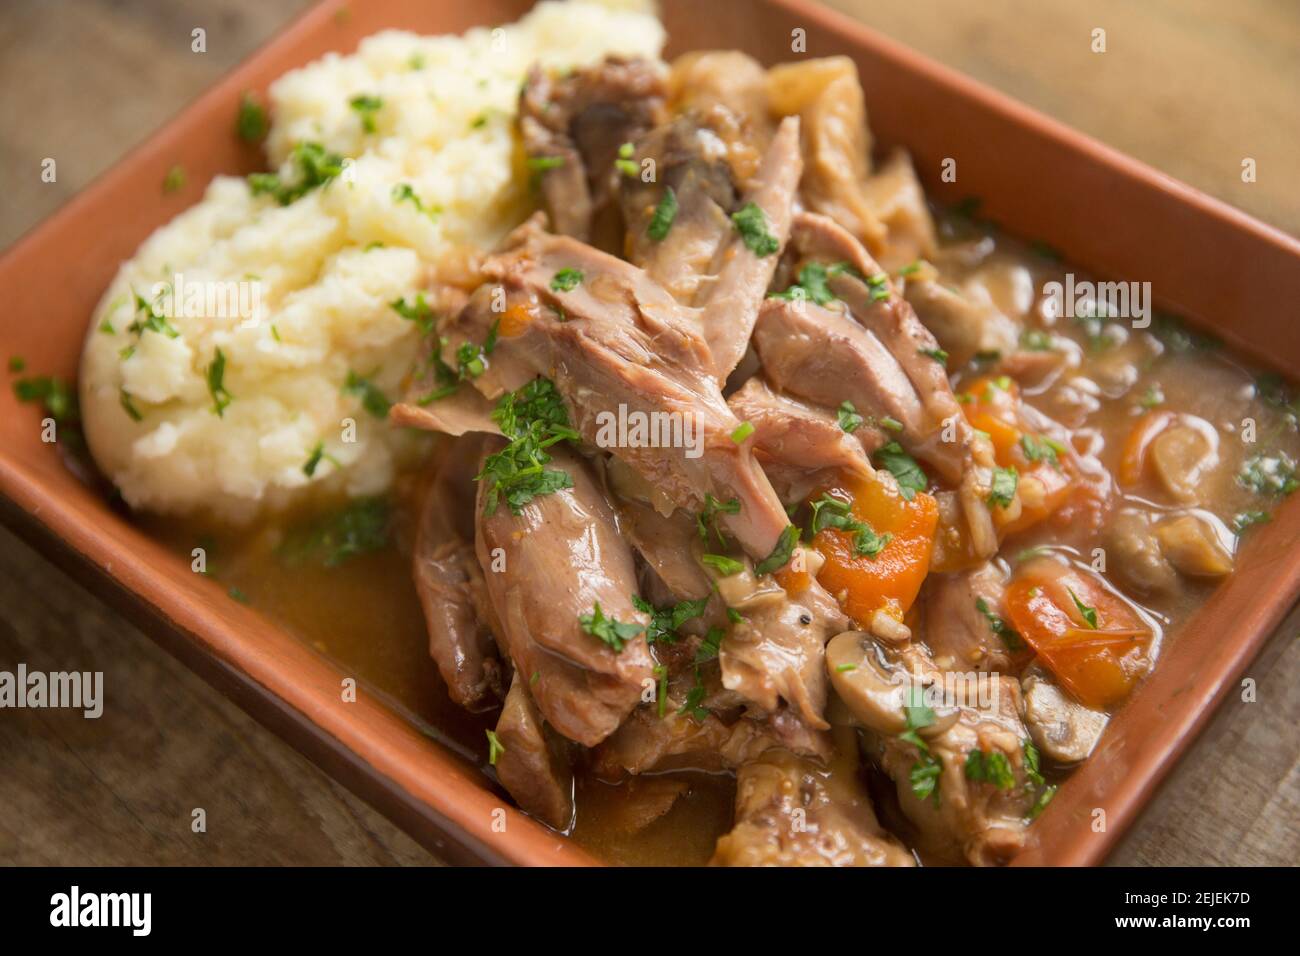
[2,0,1298,866]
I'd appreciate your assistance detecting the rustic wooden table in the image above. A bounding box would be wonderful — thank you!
[1,0,1295,866]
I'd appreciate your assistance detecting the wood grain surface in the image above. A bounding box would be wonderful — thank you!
[0,0,1295,866]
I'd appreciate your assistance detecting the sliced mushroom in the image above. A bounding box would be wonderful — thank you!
[1021,664,1108,764]
[1105,510,1177,595]
[1150,423,1218,504]
[1155,514,1234,578]
[825,631,907,734]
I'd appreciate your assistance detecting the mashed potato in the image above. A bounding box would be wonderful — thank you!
[79,0,664,522]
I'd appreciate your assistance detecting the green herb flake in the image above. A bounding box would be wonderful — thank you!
[919,347,948,367]
[343,371,391,419]
[975,596,1024,651]
[696,493,741,547]
[987,466,1019,508]
[1020,329,1054,351]
[206,347,232,417]
[1238,452,1299,496]
[550,268,584,292]
[278,497,391,568]
[647,186,678,241]
[526,155,565,172]
[162,165,186,194]
[236,93,269,143]
[754,524,799,575]
[631,594,708,645]
[770,262,835,306]
[964,749,1016,789]
[701,553,745,577]
[477,378,578,515]
[1019,434,1060,468]
[485,729,505,766]
[874,441,928,500]
[730,421,755,444]
[730,202,779,257]
[302,440,339,477]
[578,601,645,653]
[1067,587,1098,629]
[809,493,892,558]
[390,293,436,335]
[1231,510,1271,535]
[248,141,345,205]
[392,183,440,219]
[837,400,864,433]
[349,94,383,133]
[119,389,143,422]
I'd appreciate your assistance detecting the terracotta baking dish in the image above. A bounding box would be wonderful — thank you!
[3,0,1298,867]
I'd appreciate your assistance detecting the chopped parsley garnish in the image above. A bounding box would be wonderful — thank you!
[14,375,78,423]
[578,601,645,652]
[1023,739,1045,788]
[899,686,941,804]
[1019,434,1062,468]
[162,165,186,194]
[701,553,745,577]
[808,493,892,558]
[392,183,440,219]
[248,141,345,205]
[343,371,391,418]
[614,141,638,177]
[119,389,143,422]
[8,356,26,373]
[880,416,904,432]
[696,494,741,547]
[228,586,250,604]
[837,400,864,433]
[770,262,835,306]
[653,664,669,718]
[1152,312,1219,354]
[1232,510,1271,535]
[205,347,232,417]
[919,347,948,367]
[754,524,799,575]
[128,292,180,339]
[526,155,565,172]
[631,594,708,645]
[236,93,269,142]
[1238,452,1299,496]
[1029,784,1058,819]
[730,421,755,444]
[1020,329,1054,351]
[550,268,583,292]
[390,293,436,335]
[302,440,339,477]
[695,626,725,665]
[477,378,578,515]
[964,749,1015,789]
[987,466,1019,508]
[647,186,678,241]
[485,729,505,766]
[874,441,928,500]
[730,202,779,257]
[975,597,1024,651]
[865,272,891,302]
[1067,588,1098,628]
[349,94,383,132]
[1138,384,1165,408]
[278,497,390,567]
